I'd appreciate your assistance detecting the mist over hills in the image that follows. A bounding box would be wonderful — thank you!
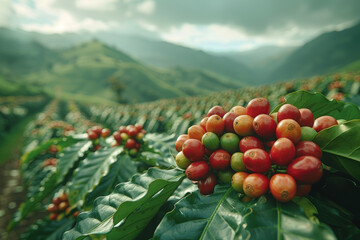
[0,22,359,102]
[0,29,242,103]
[270,22,360,81]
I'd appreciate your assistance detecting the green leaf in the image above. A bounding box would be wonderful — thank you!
[313,119,360,181]
[237,196,336,240]
[56,140,92,184]
[154,189,336,240]
[8,169,59,230]
[20,218,75,240]
[63,168,185,240]
[83,154,139,208]
[136,178,197,239]
[308,195,360,240]
[154,186,247,240]
[271,90,360,120]
[67,146,123,207]
[21,136,82,168]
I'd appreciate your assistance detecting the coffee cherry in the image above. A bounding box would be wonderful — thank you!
[243,148,271,173]
[253,114,277,139]
[231,172,249,193]
[209,149,231,170]
[313,116,338,132]
[207,106,226,118]
[186,161,209,181]
[270,174,297,202]
[175,134,190,152]
[299,108,314,127]
[206,115,225,135]
[233,115,254,136]
[243,173,269,198]
[198,173,217,195]
[287,156,323,184]
[239,136,264,153]
[182,139,205,162]
[246,98,270,118]
[270,138,295,166]
[296,141,322,159]
[277,104,301,123]
[188,125,206,141]
[276,119,301,144]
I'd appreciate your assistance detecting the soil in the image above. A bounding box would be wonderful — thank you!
[0,132,46,239]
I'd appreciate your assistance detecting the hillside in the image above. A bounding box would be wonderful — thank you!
[31,31,258,85]
[22,41,242,103]
[0,28,58,74]
[271,23,360,81]
[221,46,296,83]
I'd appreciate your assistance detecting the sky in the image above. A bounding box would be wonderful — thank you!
[1,0,360,52]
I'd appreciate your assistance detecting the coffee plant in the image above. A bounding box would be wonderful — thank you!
[5,71,360,239]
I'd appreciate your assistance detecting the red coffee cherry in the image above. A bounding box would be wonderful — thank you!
[185,161,209,181]
[287,156,323,184]
[243,173,269,198]
[277,104,301,123]
[243,148,271,173]
[246,98,271,118]
[270,138,295,166]
[270,174,297,202]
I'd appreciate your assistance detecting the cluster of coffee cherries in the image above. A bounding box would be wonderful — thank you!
[113,123,146,156]
[175,98,338,201]
[43,157,57,167]
[87,126,111,151]
[47,193,80,220]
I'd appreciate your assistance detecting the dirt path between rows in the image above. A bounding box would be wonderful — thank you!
[0,122,45,240]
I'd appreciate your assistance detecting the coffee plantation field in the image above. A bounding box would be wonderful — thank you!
[1,71,360,240]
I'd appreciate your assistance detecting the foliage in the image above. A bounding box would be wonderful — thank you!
[6,76,360,239]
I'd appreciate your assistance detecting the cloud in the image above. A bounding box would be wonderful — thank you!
[136,0,155,15]
[75,0,118,11]
[22,10,115,33]
[7,0,360,51]
[0,0,15,27]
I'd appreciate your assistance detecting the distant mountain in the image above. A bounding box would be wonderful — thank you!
[2,36,241,103]
[31,31,258,85]
[0,28,58,74]
[220,46,296,83]
[271,22,360,81]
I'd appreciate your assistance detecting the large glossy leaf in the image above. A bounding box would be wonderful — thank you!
[56,140,92,183]
[153,185,245,240]
[8,141,92,230]
[237,196,336,240]
[271,90,360,120]
[143,133,177,168]
[308,194,360,240]
[136,178,197,240]
[8,169,58,230]
[20,218,75,240]
[63,168,185,240]
[21,136,82,168]
[83,154,139,208]
[67,146,123,207]
[313,119,360,181]
[154,188,336,240]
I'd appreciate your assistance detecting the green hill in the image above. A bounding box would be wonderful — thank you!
[0,28,245,102]
[20,41,242,103]
[0,28,58,74]
[271,23,360,81]
[32,31,258,85]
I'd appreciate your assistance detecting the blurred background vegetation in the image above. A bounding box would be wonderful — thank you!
[0,1,359,104]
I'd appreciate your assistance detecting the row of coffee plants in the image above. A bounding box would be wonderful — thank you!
[76,72,360,136]
[6,71,360,239]
[0,95,48,142]
[7,90,360,240]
